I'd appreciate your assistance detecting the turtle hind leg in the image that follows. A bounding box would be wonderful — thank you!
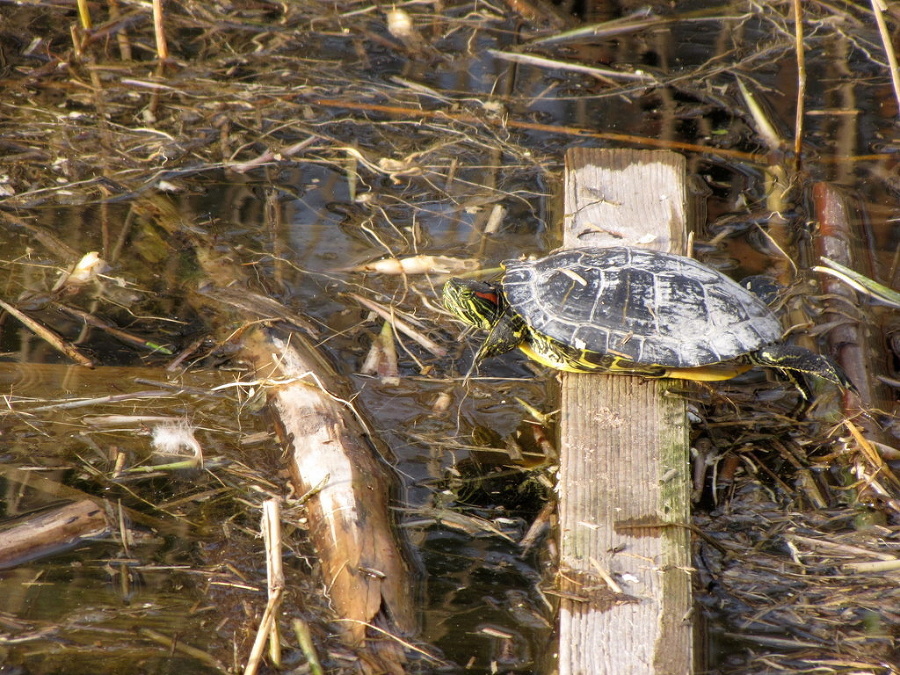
[752,344,858,397]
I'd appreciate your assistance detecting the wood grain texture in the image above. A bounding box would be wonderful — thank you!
[557,148,693,674]
[240,325,417,653]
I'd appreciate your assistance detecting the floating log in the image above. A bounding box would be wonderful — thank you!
[238,324,417,660]
[135,194,418,672]
[195,282,417,673]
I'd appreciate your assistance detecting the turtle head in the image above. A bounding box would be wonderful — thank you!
[443,278,503,331]
[444,279,526,360]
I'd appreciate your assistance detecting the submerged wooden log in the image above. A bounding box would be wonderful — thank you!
[0,499,109,569]
[556,148,694,674]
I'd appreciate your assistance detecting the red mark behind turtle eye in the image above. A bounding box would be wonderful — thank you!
[474,290,498,305]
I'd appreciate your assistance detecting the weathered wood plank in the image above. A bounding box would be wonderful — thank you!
[557,147,694,674]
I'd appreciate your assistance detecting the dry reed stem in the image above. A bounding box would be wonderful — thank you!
[487,49,655,83]
[152,0,169,61]
[138,628,223,669]
[350,293,447,357]
[792,0,805,170]
[870,0,900,117]
[243,499,285,675]
[0,299,95,368]
[291,619,324,675]
[75,0,92,30]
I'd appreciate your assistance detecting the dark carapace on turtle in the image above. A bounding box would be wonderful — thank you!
[443,247,856,401]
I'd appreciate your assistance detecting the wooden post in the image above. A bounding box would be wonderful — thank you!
[556,148,694,674]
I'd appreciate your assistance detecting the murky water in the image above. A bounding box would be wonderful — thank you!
[1,0,898,673]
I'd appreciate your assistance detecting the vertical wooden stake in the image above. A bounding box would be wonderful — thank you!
[557,148,694,675]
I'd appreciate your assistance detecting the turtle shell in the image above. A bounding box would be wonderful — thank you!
[500,247,783,369]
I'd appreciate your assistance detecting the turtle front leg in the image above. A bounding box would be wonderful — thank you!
[752,344,858,398]
[476,311,528,361]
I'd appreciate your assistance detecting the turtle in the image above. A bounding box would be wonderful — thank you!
[442,246,856,399]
